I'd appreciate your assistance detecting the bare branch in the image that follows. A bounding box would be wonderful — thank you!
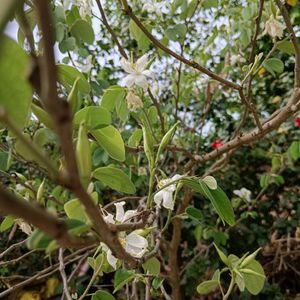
[59,248,73,300]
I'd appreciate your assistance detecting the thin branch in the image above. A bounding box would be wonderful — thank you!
[118,0,241,91]
[275,0,300,88]
[0,238,28,259]
[248,0,264,63]
[95,0,128,59]
[59,248,72,300]
[0,246,96,298]
[185,88,300,170]
[0,249,40,267]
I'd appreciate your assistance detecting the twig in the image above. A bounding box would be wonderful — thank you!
[0,246,96,298]
[0,249,40,267]
[59,248,72,300]
[0,238,28,259]
[275,0,300,88]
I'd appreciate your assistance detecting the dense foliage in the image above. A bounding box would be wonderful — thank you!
[0,0,299,299]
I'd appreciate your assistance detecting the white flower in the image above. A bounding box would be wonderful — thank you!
[101,202,147,269]
[126,91,143,111]
[124,232,148,258]
[78,0,92,19]
[120,54,153,91]
[114,201,138,223]
[143,2,164,18]
[154,174,182,210]
[233,188,251,202]
[264,15,285,39]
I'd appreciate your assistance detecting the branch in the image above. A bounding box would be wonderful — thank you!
[95,0,128,59]
[59,248,73,300]
[0,246,95,298]
[275,0,300,88]
[185,88,300,170]
[33,0,139,268]
[0,185,96,248]
[118,0,241,91]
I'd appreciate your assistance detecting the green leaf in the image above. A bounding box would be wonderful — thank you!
[185,207,203,220]
[93,166,136,194]
[59,37,76,53]
[152,277,164,290]
[0,0,19,33]
[70,19,95,44]
[0,35,32,128]
[182,179,235,226]
[101,85,126,112]
[92,126,125,161]
[202,176,217,190]
[202,0,219,8]
[263,58,284,76]
[240,259,265,295]
[31,103,54,129]
[165,24,187,41]
[0,151,9,171]
[214,243,230,266]
[156,122,180,162]
[142,257,161,276]
[55,22,65,43]
[73,107,111,130]
[67,77,80,114]
[277,41,295,55]
[129,20,151,50]
[64,199,88,223]
[27,229,52,249]
[128,129,143,147]
[113,269,136,293]
[65,219,90,235]
[197,280,219,294]
[0,215,14,232]
[259,173,270,188]
[33,128,57,147]
[57,64,90,94]
[235,271,245,292]
[92,290,116,300]
[287,140,300,161]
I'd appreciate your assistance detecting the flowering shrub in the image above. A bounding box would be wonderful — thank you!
[0,0,299,299]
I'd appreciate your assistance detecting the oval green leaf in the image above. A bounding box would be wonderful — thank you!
[93,166,136,194]
[92,126,125,162]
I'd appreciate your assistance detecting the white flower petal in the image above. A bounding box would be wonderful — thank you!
[125,233,148,257]
[134,74,148,91]
[136,54,148,72]
[142,69,154,79]
[115,201,126,222]
[123,74,137,88]
[120,57,135,73]
[106,249,118,269]
[162,190,174,210]
[122,209,138,223]
[104,213,115,224]
[154,190,164,207]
